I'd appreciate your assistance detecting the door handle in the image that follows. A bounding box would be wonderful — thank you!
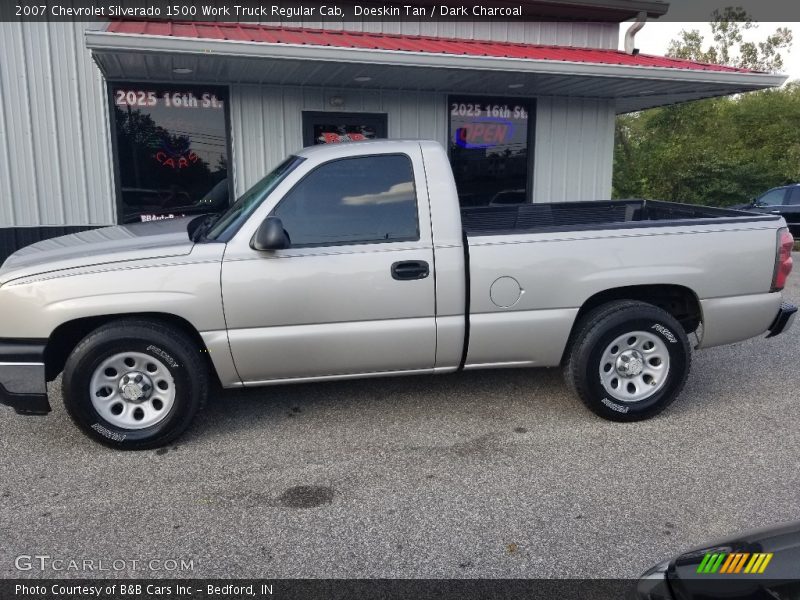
[391,260,430,281]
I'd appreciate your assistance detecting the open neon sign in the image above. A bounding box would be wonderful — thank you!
[454,117,515,149]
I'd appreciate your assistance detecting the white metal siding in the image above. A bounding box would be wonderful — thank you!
[229,84,448,196]
[532,97,615,203]
[267,20,620,49]
[0,21,115,228]
[0,22,618,231]
[230,85,615,204]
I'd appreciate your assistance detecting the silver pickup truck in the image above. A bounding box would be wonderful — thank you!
[0,140,795,449]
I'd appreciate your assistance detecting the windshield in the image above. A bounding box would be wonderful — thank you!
[205,156,304,241]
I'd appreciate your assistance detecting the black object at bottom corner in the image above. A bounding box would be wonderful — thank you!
[767,302,798,338]
[0,383,51,415]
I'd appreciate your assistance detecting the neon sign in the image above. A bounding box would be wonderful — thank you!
[454,117,515,149]
[154,138,199,169]
[317,132,368,144]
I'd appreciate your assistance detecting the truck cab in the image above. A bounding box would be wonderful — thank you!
[209,140,467,383]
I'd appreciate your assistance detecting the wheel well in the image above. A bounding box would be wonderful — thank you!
[561,284,701,365]
[44,313,214,382]
[577,285,701,332]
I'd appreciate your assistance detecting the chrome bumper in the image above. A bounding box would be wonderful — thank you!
[766,302,798,338]
[0,340,50,415]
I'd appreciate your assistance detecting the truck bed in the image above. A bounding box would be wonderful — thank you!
[460,199,779,235]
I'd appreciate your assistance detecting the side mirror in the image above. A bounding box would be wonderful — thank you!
[252,217,290,251]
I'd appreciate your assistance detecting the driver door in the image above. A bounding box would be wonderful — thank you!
[220,149,436,383]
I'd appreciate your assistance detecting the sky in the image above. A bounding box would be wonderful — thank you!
[619,22,800,81]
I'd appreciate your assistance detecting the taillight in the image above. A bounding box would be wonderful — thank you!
[771,227,794,292]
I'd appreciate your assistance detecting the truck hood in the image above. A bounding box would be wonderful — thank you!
[0,217,196,285]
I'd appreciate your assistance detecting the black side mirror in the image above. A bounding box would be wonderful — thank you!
[252,217,290,251]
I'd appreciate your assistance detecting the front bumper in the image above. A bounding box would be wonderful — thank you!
[766,302,798,338]
[0,339,50,415]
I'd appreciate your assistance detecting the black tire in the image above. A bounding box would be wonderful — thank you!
[62,319,208,449]
[564,300,691,422]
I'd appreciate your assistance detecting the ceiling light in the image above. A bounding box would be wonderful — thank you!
[508,83,524,89]
[354,76,372,82]
[173,67,193,74]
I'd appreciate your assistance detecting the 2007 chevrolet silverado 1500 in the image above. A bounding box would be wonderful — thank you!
[0,140,796,449]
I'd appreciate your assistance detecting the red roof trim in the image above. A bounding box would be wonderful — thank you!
[105,20,758,74]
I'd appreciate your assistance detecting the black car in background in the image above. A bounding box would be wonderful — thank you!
[734,184,800,238]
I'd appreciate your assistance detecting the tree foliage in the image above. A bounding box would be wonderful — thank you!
[613,12,796,205]
[666,8,792,72]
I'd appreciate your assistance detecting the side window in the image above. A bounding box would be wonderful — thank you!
[110,84,230,224]
[757,188,786,206]
[272,154,419,247]
[786,187,800,205]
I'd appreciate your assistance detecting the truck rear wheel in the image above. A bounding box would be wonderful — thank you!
[62,319,208,449]
[564,300,691,421]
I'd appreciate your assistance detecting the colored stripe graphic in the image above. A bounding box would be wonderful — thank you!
[719,554,737,573]
[697,553,712,573]
[756,553,773,573]
[706,554,720,573]
[698,552,773,574]
[712,554,726,573]
[733,553,750,573]
[698,553,726,573]
[719,553,735,573]
[744,554,759,573]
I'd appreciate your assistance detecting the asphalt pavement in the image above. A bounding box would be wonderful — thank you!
[1,259,798,579]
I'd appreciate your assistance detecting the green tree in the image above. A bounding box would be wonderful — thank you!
[613,11,795,205]
[667,8,791,71]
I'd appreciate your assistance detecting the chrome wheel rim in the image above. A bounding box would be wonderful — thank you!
[599,331,670,403]
[89,352,176,430]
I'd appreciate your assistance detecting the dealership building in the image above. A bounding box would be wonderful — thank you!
[0,1,786,260]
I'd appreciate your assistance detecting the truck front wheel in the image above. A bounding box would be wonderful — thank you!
[62,319,208,449]
[565,300,691,421]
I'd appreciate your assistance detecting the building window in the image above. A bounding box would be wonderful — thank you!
[271,154,418,247]
[448,96,533,207]
[110,84,230,224]
[302,111,388,146]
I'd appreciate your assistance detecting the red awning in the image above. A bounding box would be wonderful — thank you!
[88,20,785,112]
[105,20,757,74]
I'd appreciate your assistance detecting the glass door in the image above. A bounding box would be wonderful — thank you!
[448,96,533,208]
